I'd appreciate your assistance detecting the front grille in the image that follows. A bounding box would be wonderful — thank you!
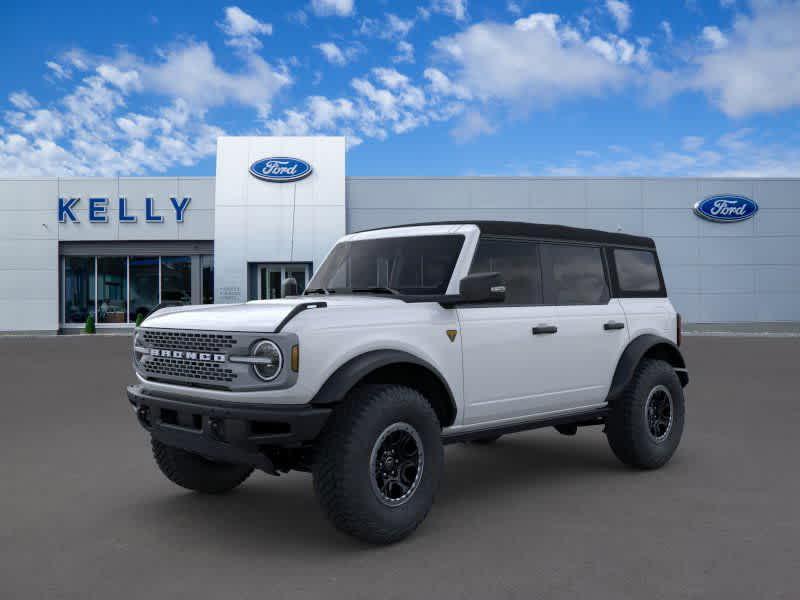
[142,330,237,353]
[144,356,238,383]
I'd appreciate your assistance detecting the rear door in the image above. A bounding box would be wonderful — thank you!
[539,242,629,409]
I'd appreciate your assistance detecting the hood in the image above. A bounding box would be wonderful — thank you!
[141,295,400,333]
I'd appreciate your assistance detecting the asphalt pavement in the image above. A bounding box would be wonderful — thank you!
[1,334,798,599]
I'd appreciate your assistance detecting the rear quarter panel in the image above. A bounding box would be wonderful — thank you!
[618,298,677,343]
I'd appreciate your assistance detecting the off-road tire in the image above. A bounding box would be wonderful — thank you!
[151,438,254,493]
[605,359,685,470]
[312,384,444,544]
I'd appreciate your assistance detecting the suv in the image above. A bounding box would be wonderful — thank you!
[128,221,688,544]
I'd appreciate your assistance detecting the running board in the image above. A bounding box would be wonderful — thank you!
[441,407,608,445]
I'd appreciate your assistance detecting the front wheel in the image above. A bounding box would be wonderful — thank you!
[151,438,253,493]
[313,384,444,544]
[605,359,685,470]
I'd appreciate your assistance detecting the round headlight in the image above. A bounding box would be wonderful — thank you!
[133,331,145,365]
[252,340,283,381]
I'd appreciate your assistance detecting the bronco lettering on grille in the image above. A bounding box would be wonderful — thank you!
[149,349,227,362]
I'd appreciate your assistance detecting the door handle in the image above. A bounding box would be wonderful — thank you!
[604,321,625,330]
[532,325,558,335]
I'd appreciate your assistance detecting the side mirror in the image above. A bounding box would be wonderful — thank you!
[458,272,506,304]
[282,277,299,297]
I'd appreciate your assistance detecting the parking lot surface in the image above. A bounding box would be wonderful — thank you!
[1,335,798,599]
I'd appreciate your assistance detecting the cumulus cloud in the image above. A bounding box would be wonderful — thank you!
[217,6,272,51]
[310,0,354,17]
[393,41,415,63]
[451,110,496,142]
[691,1,800,116]
[701,25,728,49]
[431,13,643,107]
[606,0,632,33]
[430,0,468,21]
[314,42,363,66]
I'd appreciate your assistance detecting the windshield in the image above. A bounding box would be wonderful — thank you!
[307,235,465,296]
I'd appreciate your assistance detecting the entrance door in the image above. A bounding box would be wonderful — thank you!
[257,263,310,299]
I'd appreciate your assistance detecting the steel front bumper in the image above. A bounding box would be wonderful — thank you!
[127,385,331,472]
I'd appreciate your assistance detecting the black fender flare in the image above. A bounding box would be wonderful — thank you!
[310,349,458,426]
[606,334,688,403]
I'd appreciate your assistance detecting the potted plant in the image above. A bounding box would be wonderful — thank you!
[84,314,96,334]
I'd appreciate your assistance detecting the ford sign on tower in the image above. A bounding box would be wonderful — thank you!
[249,157,313,183]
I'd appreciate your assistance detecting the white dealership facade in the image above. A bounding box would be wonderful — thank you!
[0,135,798,334]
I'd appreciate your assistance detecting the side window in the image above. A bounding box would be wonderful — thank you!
[469,238,542,305]
[613,249,663,294]
[541,243,609,305]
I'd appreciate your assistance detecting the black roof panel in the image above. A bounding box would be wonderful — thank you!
[356,220,656,249]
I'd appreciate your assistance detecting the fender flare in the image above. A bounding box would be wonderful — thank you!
[310,349,457,426]
[606,334,688,403]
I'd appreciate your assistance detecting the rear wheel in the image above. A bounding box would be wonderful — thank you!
[605,359,685,469]
[313,384,443,544]
[151,438,253,493]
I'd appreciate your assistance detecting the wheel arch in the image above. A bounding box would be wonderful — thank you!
[310,349,457,427]
[607,334,688,404]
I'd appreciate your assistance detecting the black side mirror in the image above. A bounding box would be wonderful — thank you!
[458,272,506,304]
[282,277,299,297]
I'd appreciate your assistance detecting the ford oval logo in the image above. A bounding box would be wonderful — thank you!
[249,157,313,183]
[693,195,758,223]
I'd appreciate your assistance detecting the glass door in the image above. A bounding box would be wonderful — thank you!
[257,264,310,299]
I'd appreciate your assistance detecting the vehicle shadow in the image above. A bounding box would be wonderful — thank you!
[129,428,637,553]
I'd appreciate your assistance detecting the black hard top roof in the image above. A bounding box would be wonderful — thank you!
[357,220,656,249]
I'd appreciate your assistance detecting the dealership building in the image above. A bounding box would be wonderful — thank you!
[1,135,798,334]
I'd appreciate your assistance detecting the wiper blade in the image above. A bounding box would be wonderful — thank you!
[304,287,331,295]
[350,287,400,295]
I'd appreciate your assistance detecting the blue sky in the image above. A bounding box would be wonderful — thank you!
[1,0,798,177]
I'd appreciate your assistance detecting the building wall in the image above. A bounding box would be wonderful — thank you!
[213,136,346,304]
[0,176,214,333]
[346,177,800,324]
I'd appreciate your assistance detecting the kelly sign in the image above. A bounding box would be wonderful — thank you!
[58,197,191,223]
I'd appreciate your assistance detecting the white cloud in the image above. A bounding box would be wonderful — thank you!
[507,1,522,16]
[701,25,728,49]
[423,67,472,100]
[720,0,736,7]
[218,6,272,51]
[681,135,705,152]
[691,1,800,116]
[393,41,415,63]
[310,0,354,17]
[386,14,414,38]
[432,13,639,107]
[606,0,632,33]
[9,91,38,111]
[430,0,468,21]
[0,35,289,175]
[660,20,673,43]
[314,42,363,66]
[451,110,496,142]
[45,61,71,80]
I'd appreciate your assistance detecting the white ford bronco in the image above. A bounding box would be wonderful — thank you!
[128,221,688,544]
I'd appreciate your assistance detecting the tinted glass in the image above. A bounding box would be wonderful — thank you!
[97,257,127,323]
[469,238,541,304]
[201,255,214,304]
[614,249,662,293]
[161,256,191,304]
[309,235,464,295]
[64,256,95,324]
[541,244,609,305]
[129,256,158,321]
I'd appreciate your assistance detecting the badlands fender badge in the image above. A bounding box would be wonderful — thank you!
[446,330,458,342]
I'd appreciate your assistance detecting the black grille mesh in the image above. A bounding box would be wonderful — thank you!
[143,356,237,383]
[142,330,237,353]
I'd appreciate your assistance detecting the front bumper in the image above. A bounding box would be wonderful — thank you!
[127,385,331,472]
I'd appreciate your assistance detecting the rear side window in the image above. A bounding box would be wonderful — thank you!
[469,238,542,305]
[613,249,663,294]
[541,244,609,305]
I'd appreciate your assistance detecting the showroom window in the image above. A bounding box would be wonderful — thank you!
[61,254,214,327]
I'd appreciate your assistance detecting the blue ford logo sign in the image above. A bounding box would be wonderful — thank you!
[249,157,312,183]
[693,195,758,223]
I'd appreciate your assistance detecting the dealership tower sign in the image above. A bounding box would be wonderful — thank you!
[693,195,758,223]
